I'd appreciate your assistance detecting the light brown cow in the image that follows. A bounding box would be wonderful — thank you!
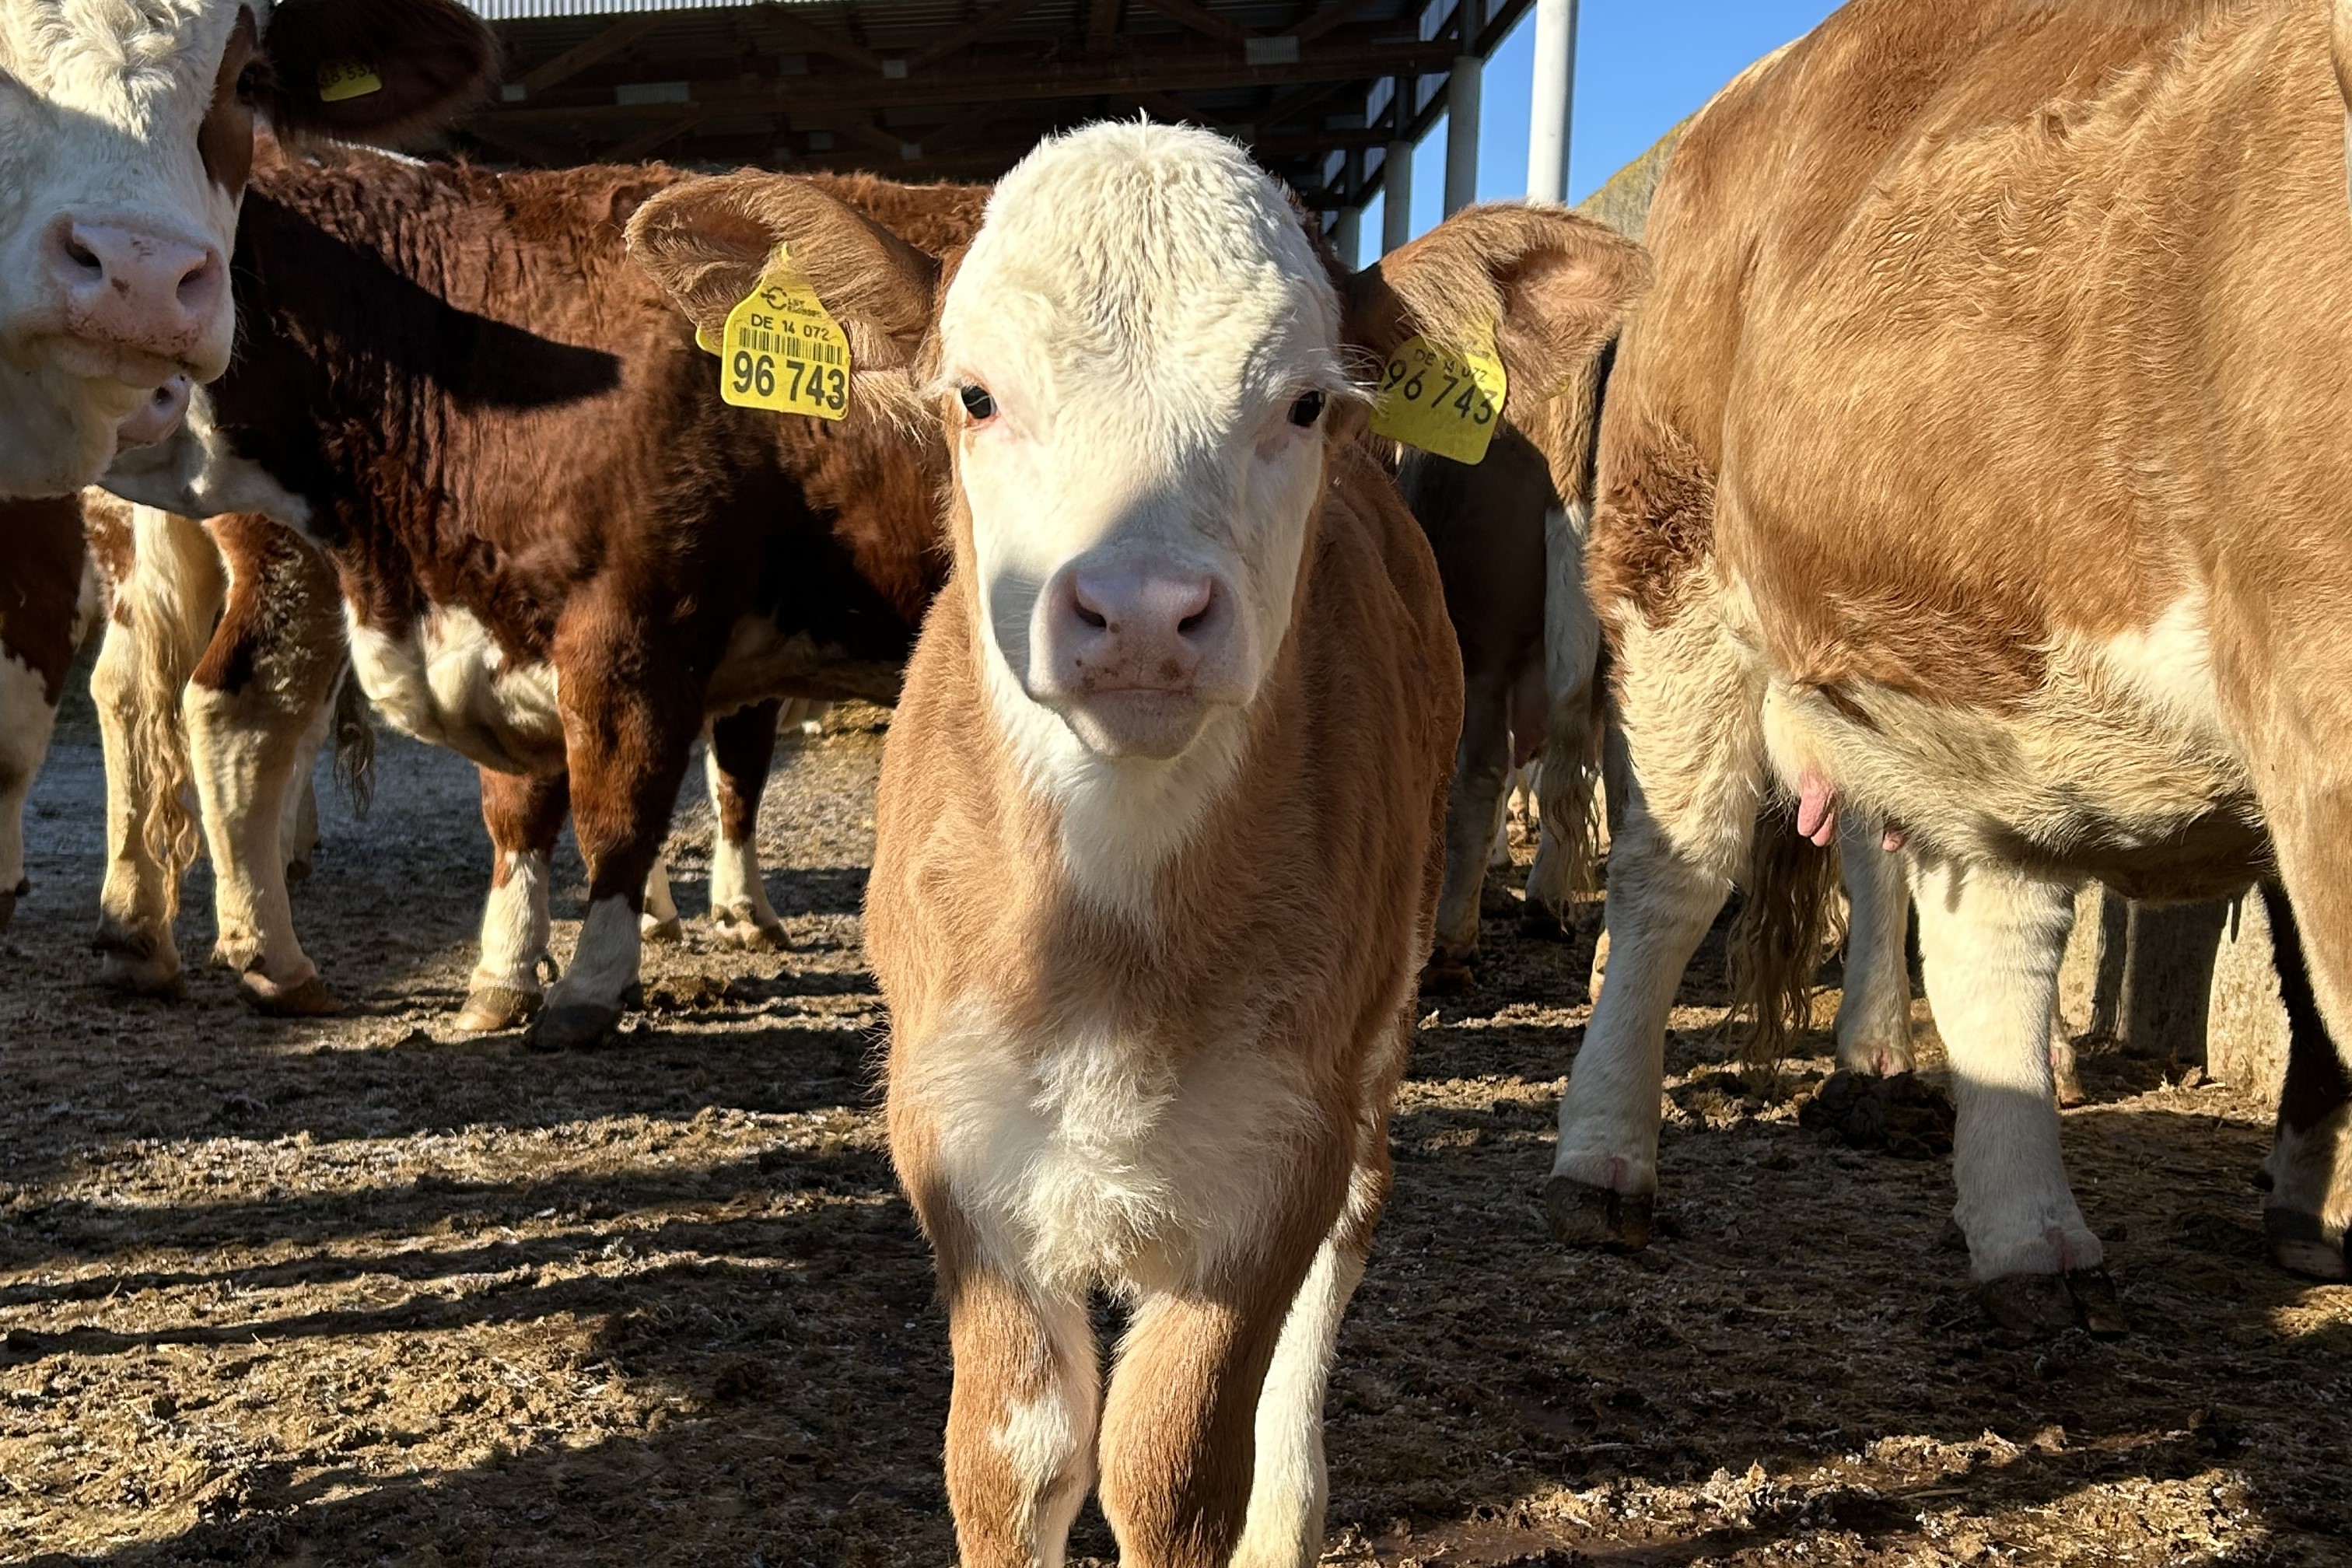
[1549,0,2352,1328]
[631,123,1640,1566]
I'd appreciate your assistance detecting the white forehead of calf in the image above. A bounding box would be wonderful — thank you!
[940,123,1347,456]
[0,0,242,201]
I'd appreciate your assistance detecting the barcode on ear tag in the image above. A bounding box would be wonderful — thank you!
[317,60,383,103]
[716,246,850,419]
[1368,329,1507,464]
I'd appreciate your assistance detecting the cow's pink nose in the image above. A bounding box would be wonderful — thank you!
[1055,567,1220,693]
[44,219,225,362]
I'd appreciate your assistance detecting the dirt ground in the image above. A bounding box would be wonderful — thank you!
[2,658,2347,1567]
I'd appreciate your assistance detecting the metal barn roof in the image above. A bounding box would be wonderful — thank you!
[449,0,1528,222]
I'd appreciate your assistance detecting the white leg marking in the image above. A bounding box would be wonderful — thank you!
[0,655,58,917]
[1833,810,1916,1076]
[1552,801,1728,1195]
[1909,856,2101,1281]
[705,746,782,940]
[547,894,641,1014]
[473,849,554,996]
[185,681,317,992]
[1234,1193,1373,1568]
[639,852,681,941]
[987,1293,1099,1567]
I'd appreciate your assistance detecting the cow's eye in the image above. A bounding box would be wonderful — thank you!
[235,60,271,102]
[1288,390,1325,428]
[958,383,996,422]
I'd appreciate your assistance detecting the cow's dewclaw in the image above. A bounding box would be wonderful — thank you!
[1544,1174,1653,1252]
[639,915,684,947]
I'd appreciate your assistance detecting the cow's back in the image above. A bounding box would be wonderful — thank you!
[1605,0,2352,712]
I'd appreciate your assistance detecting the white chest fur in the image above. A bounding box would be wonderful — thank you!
[901,1006,1315,1296]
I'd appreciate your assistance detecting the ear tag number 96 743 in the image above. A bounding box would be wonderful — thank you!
[706,246,851,420]
[1368,328,1507,464]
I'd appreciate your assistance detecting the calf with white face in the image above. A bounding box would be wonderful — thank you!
[0,0,492,497]
[632,121,1642,1566]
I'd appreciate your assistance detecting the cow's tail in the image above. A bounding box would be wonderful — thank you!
[330,663,375,817]
[1727,797,1843,1078]
[116,506,221,914]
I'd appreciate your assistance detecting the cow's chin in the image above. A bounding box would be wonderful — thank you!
[1054,688,1215,761]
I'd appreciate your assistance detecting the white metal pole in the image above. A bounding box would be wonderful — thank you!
[1335,149,1363,267]
[1443,0,1482,215]
[1382,75,1414,253]
[1526,0,1578,203]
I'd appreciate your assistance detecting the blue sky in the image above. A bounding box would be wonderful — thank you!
[1351,0,1841,262]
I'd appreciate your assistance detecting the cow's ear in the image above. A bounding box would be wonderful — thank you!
[261,0,499,146]
[1345,204,1648,501]
[626,173,942,375]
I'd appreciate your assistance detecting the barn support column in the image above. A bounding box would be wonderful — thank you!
[1443,0,1482,215]
[1334,149,1363,268]
[1382,74,1413,254]
[1526,0,1578,202]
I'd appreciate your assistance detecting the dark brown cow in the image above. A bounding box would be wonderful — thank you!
[0,497,102,925]
[103,145,984,1048]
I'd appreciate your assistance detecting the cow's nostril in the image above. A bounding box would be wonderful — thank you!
[61,233,100,275]
[1076,604,1107,630]
[1178,608,1209,635]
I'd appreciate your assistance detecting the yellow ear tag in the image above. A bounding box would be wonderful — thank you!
[714,246,849,419]
[1368,328,1507,464]
[317,60,383,103]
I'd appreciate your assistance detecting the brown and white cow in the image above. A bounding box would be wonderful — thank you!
[628,123,1638,1565]
[99,147,982,1045]
[0,0,492,497]
[0,495,103,926]
[1549,0,2352,1328]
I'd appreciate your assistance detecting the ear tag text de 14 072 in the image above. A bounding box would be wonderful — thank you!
[317,60,383,103]
[709,247,850,419]
[1368,329,1507,464]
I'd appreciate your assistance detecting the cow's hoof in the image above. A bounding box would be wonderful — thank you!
[0,887,15,932]
[1979,1269,2126,1338]
[710,908,787,951]
[2264,1208,2350,1283]
[239,971,343,1017]
[455,985,541,1034]
[1517,905,1571,942]
[96,950,185,999]
[2053,1068,2088,1109]
[285,856,313,885]
[525,1001,624,1053]
[640,915,684,946]
[1419,947,1477,996]
[1543,1174,1652,1252]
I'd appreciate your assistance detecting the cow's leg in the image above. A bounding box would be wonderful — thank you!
[90,506,222,997]
[931,1258,1098,1568]
[1585,719,1635,1003]
[1100,1240,1335,1564]
[706,699,787,950]
[1426,666,1514,989]
[639,851,682,945]
[526,640,699,1050]
[1232,1152,1388,1568]
[278,686,334,883]
[185,517,346,1016]
[1833,812,1915,1076]
[1908,855,2118,1334]
[2255,881,2352,1281]
[0,657,57,933]
[1548,584,1763,1250]
[457,768,569,1034]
